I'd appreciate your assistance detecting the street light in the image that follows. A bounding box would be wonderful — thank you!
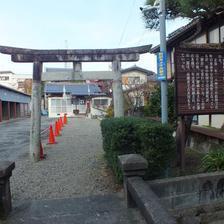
[140,0,168,124]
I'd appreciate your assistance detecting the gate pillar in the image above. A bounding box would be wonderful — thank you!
[112,60,124,117]
[30,61,42,162]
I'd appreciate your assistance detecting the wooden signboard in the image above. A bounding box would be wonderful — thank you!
[175,47,224,116]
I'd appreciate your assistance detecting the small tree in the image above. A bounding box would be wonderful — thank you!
[144,83,176,125]
[142,0,224,29]
[124,82,156,116]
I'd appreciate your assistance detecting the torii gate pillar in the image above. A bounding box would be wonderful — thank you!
[30,61,42,162]
[112,60,124,117]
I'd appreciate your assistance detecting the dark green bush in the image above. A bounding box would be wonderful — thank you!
[100,117,175,182]
[202,149,224,172]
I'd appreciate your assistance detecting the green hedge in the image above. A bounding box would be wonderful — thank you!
[101,117,175,182]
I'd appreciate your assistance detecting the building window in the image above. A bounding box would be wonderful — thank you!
[18,81,24,88]
[128,77,140,85]
[208,27,220,43]
[79,100,85,105]
[93,99,108,106]
[221,25,224,43]
[0,76,9,81]
[51,98,71,113]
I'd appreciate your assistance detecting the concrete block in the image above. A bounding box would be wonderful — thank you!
[127,177,177,224]
[0,161,15,219]
[118,154,148,177]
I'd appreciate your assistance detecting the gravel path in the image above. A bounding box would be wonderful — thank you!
[11,117,120,201]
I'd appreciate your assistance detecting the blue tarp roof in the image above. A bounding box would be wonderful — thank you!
[44,83,103,96]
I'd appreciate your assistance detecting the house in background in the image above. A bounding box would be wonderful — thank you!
[0,71,32,95]
[44,82,106,117]
[122,65,156,86]
[43,65,156,117]
[121,65,156,110]
[150,10,224,128]
[0,71,18,89]
[0,71,32,94]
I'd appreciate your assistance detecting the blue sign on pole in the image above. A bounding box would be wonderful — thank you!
[157,52,167,81]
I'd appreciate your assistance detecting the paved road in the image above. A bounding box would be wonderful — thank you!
[3,194,146,224]
[0,117,54,161]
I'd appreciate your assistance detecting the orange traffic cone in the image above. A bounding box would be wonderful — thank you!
[58,120,62,133]
[63,114,67,124]
[60,118,62,129]
[48,125,56,144]
[65,114,68,124]
[40,142,45,160]
[60,117,64,127]
[55,121,60,136]
[57,118,61,131]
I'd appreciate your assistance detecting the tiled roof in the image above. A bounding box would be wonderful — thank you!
[150,10,224,53]
[0,71,14,74]
[0,84,31,97]
[44,83,104,96]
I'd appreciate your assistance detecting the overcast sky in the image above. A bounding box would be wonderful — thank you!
[0,0,189,74]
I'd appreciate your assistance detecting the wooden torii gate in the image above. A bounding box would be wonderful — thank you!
[0,45,151,161]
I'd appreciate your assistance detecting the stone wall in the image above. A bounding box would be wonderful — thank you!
[119,154,224,224]
[189,126,224,153]
[148,171,224,209]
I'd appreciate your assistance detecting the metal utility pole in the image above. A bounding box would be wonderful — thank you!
[159,0,168,124]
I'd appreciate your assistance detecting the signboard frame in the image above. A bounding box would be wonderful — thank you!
[175,46,224,116]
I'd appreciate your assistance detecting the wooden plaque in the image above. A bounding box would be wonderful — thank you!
[175,47,224,116]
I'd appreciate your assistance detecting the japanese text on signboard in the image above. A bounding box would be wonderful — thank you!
[175,47,224,115]
[157,52,167,81]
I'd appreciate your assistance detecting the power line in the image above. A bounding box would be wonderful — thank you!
[136,29,148,46]
[118,0,136,46]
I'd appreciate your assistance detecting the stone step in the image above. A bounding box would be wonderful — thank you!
[3,194,146,224]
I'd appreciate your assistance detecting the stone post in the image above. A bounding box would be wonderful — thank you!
[0,161,15,219]
[118,154,148,208]
[112,59,124,117]
[30,61,42,162]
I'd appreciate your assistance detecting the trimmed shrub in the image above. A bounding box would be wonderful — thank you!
[138,122,175,179]
[100,117,175,182]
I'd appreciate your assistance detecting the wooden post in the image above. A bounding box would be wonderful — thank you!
[13,102,16,118]
[7,102,10,120]
[25,103,28,116]
[18,103,21,117]
[24,103,26,116]
[112,60,124,117]
[30,61,42,162]
[180,116,186,171]
[0,100,2,122]
[209,114,212,127]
